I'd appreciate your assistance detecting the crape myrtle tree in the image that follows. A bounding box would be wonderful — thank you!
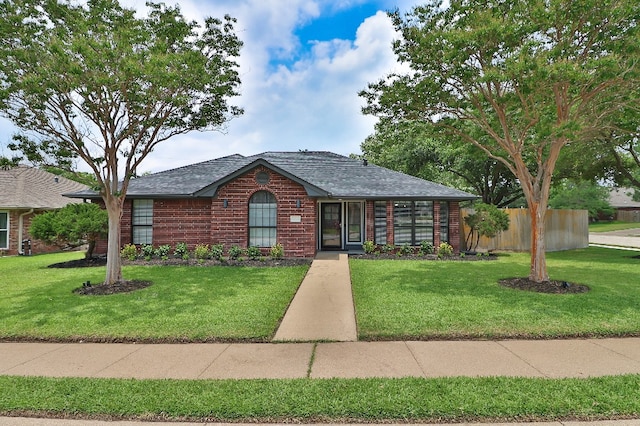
[361,0,640,282]
[0,0,243,285]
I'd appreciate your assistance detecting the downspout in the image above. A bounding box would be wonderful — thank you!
[18,209,34,255]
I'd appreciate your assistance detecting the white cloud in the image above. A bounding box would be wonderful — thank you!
[1,1,403,174]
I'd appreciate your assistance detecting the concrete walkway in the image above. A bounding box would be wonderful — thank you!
[273,252,357,342]
[2,338,640,380]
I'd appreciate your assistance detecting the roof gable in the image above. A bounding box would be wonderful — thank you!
[0,166,88,209]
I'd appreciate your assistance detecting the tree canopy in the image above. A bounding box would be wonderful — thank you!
[30,202,108,259]
[361,0,640,282]
[0,0,243,284]
[362,118,524,207]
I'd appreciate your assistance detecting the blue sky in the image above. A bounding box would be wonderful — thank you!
[0,0,416,173]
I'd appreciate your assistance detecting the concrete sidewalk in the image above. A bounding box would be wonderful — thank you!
[2,338,640,379]
[273,252,357,342]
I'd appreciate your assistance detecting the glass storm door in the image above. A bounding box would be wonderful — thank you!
[321,203,342,250]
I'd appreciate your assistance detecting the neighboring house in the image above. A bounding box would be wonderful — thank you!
[69,151,476,257]
[0,166,88,255]
[609,187,640,222]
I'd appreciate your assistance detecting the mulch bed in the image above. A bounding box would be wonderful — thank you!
[499,277,590,294]
[73,280,153,295]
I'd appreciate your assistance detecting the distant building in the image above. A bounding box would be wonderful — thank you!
[0,166,88,255]
[609,187,640,222]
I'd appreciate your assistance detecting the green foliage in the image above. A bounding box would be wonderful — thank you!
[361,0,640,281]
[141,244,155,261]
[154,244,171,261]
[362,119,523,207]
[437,242,454,258]
[120,244,138,261]
[228,245,245,260]
[270,243,284,259]
[173,242,189,260]
[210,244,224,261]
[29,203,108,258]
[464,203,510,252]
[418,240,434,255]
[398,243,414,256]
[0,0,243,284]
[247,246,262,260]
[381,244,395,254]
[549,181,615,221]
[362,240,376,254]
[193,244,211,260]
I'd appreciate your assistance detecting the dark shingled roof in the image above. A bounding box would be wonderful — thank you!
[68,151,477,200]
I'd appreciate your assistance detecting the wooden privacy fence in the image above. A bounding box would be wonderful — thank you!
[616,210,640,222]
[460,208,589,252]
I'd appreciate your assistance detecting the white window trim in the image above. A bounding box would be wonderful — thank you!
[0,211,9,250]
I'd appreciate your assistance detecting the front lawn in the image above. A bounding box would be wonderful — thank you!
[351,247,640,339]
[0,252,309,341]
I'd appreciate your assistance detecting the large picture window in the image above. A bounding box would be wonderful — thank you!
[393,201,433,245]
[0,212,8,250]
[249,191,276,247]
[132,199,153,245]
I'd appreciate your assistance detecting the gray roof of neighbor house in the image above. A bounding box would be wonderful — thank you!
[68,151,477,200]
[0,165,88,209]
[609,187,640,209]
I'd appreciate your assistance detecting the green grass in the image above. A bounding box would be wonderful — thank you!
[351,248,640,339]
[589,221,640,232]
[1,375,639,422]
[0,251,309,341]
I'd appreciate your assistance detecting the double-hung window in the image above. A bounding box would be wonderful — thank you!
[393,200,433,245]
[440,201,450,243]
[249,191,277,247]
[132,199,153,245]
[0,212,8,250]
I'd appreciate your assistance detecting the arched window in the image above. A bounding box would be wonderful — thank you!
[248,191,277,247]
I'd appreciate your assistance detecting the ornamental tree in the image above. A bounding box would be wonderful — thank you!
[30,202,108,259]
[361,0,640,282]
[0,0,243,284]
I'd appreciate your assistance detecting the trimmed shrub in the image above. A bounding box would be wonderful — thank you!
[270,243,284,259]
[120,244,138,261]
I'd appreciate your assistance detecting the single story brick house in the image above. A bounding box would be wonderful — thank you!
[0,165,88,255]
[70,151,476,257]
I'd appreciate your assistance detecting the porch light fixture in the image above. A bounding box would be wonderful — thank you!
[223,199,228,208]
[296,199,301,208]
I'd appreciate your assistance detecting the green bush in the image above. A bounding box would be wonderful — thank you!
[398,243,414,256]
[270,243,284,259]
[419,240,434,255]
[141,244,155,261]
[173,242,189,260]
[193,244,211,260]
[210,244,224,261]
[120,243,138,261]
[247,246,262,260]
[381,244,395,254]
[437,242,454,257]
[154,244,171,260]
[362,240,376,254]
[228,245,245,260]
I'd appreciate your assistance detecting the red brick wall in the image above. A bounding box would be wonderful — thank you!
[108,166,318,258]
[213,166,317,258]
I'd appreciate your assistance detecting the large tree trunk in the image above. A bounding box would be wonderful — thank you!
[103,195,123,285]
[529,201,549,282]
